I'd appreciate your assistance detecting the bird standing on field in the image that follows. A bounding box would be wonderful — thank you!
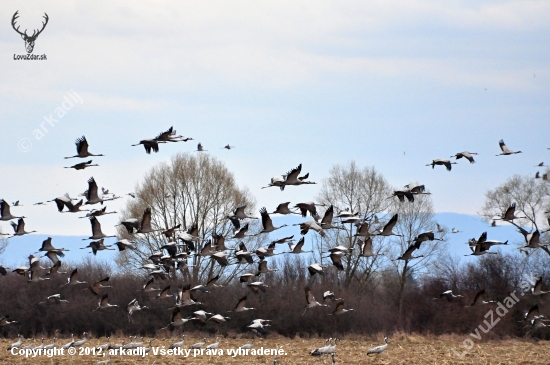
[367,336,388,356]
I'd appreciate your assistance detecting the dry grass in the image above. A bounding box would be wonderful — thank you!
[1,333,549,364]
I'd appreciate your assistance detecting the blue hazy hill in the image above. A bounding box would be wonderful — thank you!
[433,212,521,260]
[0,213,522,268]
[1,234,118,268]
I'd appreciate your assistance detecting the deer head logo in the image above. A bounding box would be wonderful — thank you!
[11,11,49,54]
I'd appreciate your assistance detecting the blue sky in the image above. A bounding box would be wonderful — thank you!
[0,1,548,247]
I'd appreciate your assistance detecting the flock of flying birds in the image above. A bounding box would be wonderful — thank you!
[0,128,548,362]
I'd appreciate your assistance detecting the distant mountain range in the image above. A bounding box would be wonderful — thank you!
[0,212,522,268]
[433,212,520,260]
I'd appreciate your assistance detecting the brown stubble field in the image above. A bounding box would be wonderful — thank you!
[0,333,549,364]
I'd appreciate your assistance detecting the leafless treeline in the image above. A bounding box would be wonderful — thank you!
[0,251,549,340]
[2,157,550,341]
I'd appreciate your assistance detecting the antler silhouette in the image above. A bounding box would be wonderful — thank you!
[11,11,49,53]
[31,13,49,39]
[11,11,49,39]
[11,11,26,37]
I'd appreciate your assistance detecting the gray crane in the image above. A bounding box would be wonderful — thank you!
[84,217,116,240]
[320,205,345,230]
[7,335,24,350]
[10,218,36,236]
[0,315,18,327]
[0,200,25,221]
[168,335,186,349]
[494,202,525,222]
[136,207,158,234]
[230,296,255,312]
[84,177,120,205]
[189,338,207,349]
[35,237,69,253]
[367,336,388,356]
[93,294,118,311]
[294,201,324,218]
[270,202,299,215]
[207,315,231,324]
[358,237,383,258]
[81,239,115,255]
[39,294,69,305]
[206,337,220,350]
[87,277,112,296]
[257,207,287,234]
[64,136,104,159]
[294,220,325,237]
[61,268,87,287]
[287,237,312,254]
[124,298,147,320]
[496,139,522,156]
[229,205,257,220]
[303,287,328,315]
[451,151,478,163]
[426,159,457,171]
[467,289,496,306]
[434,290,464,302]
[64,160,99,170]
[532,277,550,295]
[375,214,403,237]
[79,206,117,218]
[328,300,354,315]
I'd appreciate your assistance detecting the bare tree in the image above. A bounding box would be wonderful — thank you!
[480,173,550,255]
[314,161,394,289]
[0,227,7,256]
[116,152,264,283]
[385,193,446,325]
[429,252,463,290]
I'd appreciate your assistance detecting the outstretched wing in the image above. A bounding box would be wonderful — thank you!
[155,126,174,140]
[76,136,89,155]
[260,207,272,230]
